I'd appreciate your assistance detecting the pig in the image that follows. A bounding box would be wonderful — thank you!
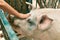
[10,8,60,40]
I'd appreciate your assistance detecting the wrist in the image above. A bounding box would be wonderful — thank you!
[3,2,8,8]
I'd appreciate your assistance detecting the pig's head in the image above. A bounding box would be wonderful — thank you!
[13,12,39,35]
[13,9,53,36]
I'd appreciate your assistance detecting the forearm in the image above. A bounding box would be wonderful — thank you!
[0,0,30,19]
[3,2,21,18]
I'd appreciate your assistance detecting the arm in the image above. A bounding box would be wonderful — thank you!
[0,0,30,19]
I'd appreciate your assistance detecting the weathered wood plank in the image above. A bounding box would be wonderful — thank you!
[0,9,19,40]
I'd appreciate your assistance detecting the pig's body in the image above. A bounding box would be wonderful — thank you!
[13,8,60,40]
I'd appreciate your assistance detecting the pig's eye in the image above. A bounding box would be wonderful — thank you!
[27,19,35,25]
[27,19,33,24]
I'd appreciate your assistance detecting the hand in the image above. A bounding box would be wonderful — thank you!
[19,13,31,19]
[0,0,7,7]
[0,0,31,19]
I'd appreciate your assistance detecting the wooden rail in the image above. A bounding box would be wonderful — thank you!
[0,9,19,40]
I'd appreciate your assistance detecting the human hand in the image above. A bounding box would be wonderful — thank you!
[19,13,31,19]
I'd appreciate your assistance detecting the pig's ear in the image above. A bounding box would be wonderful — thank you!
[39,15,53,24]
[38,15,53,31]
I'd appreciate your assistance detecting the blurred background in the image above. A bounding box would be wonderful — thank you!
[4,0,60,14]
